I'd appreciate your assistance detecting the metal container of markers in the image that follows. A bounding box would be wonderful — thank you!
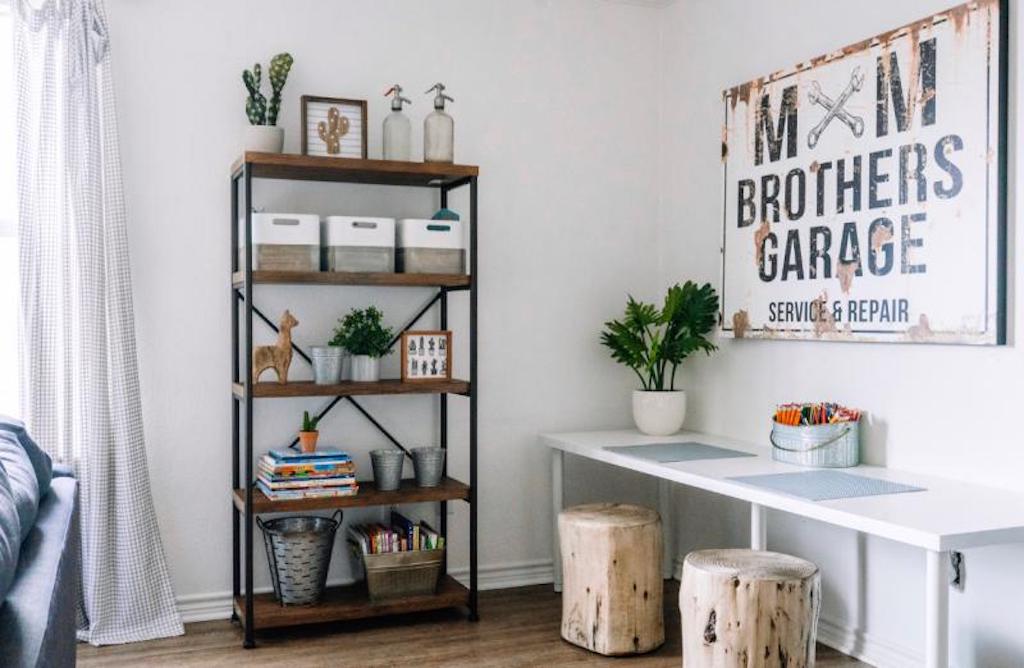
[770,418,860,468]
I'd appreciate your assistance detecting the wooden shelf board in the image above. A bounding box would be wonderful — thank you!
[233,477,470,513]
[234,575,468,630]
[232,378,469,399]
[231,270,470,289]
[232,152,478,187]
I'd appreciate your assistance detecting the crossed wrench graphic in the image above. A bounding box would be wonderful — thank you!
[807,66,865,149]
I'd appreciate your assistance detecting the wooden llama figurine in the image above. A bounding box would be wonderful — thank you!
[252,310,299,384]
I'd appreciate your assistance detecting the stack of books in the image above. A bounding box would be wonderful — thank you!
[347,511,445,555]
[256,447,358,500]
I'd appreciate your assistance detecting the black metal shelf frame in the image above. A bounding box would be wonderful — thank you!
[229,162,479,648]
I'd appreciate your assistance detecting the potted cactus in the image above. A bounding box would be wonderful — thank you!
[242,52,293,153]
[298,410,319,453]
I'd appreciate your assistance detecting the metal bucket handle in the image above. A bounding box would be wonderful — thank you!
[770,425,852,453]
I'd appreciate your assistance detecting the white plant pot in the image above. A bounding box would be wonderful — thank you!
[350,355,380,382]
[632,390,687,436]
[244,125,284,153]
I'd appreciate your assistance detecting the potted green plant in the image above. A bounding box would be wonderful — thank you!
[298,410,319,453]
[600,281,719,436]
[242,52,293,153]
[331,306,394,382]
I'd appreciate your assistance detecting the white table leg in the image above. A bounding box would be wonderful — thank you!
[552,449,564,593]
[925,549,950,668]
[750,503,767,550]
[658,479,674,579]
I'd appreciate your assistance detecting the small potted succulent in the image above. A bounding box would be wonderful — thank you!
[330,306,394,382]
[600,281,719,436]
[242,52,293,153]
[298,410,319,453]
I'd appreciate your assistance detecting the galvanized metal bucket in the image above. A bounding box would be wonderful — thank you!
[311,346,344,385]
[411,447,445,487]
[258,510,342,606]
[370,449,405,491]
[770,419,860,468]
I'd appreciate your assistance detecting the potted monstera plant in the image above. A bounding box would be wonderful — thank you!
[600,281,719,436]
[241,52,293,153]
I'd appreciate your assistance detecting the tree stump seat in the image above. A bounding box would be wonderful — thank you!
[558,503,664,656]
[680,549,821,667]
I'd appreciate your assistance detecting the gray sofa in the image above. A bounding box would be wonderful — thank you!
[0,419,79,668]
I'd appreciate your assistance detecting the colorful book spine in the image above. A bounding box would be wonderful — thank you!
[256,481,359,500]
[256,474,356,490]
[268,447,351,463]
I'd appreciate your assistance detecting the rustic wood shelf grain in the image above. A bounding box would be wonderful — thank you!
[232,378,469,399]
[231,270,471,289]
[233,575,469,629]
[233,477,470,514]
[231,151,479,186]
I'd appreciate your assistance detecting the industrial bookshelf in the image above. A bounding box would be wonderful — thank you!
[230,151,479,647]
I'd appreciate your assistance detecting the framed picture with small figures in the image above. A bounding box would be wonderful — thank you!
[401,331,451,382]
[300,95,368,158]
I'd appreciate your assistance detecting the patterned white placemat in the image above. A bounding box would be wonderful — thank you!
[729,470,926,501]
[605,442,756,463]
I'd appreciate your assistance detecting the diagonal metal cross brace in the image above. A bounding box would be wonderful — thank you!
[236,289,446,456]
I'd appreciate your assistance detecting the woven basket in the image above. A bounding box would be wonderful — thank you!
[362,549,444,601]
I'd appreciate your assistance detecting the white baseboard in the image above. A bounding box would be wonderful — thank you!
[178,556,923,668]
[816,616,921,668]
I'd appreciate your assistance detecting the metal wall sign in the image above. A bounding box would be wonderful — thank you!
[720,0,1007,344]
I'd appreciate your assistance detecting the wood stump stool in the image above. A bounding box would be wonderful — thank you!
[559,503,664,655]
[680,549,821,667]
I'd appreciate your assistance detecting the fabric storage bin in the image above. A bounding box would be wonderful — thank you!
[361,549,444,601]
[241,213,320,272]
[396,218,465,274]
[322,216,396,273]
[770,419,860,468]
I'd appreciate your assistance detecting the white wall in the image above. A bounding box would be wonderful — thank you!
[107,0,1024,664]
[658,1,1023,666]
[106,0,664,603]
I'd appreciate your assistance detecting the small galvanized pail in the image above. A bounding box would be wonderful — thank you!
[770,419,860,468]
[370,449,405,491]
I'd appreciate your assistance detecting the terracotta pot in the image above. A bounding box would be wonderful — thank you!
[298,431,319,453]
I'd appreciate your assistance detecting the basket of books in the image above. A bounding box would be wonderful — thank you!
[771,403,862,468]
[348,512,446,601]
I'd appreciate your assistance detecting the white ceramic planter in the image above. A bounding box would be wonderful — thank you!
[632,390,687,436]
[244,125,284,153]
[350,355,381,382]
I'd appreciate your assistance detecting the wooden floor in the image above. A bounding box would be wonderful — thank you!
[78,582,867,667]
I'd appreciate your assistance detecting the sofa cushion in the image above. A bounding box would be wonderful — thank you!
[0,474,78,668]
[0,416,52,497]
[0,432,40,543]
[0,460,22,603]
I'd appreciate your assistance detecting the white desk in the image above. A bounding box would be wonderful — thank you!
[542,429,1024,668]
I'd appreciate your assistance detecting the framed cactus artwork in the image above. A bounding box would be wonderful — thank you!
[300,95,368,159]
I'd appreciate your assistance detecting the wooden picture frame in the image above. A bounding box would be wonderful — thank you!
[401,331,452,382]
[300,95,368,159]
